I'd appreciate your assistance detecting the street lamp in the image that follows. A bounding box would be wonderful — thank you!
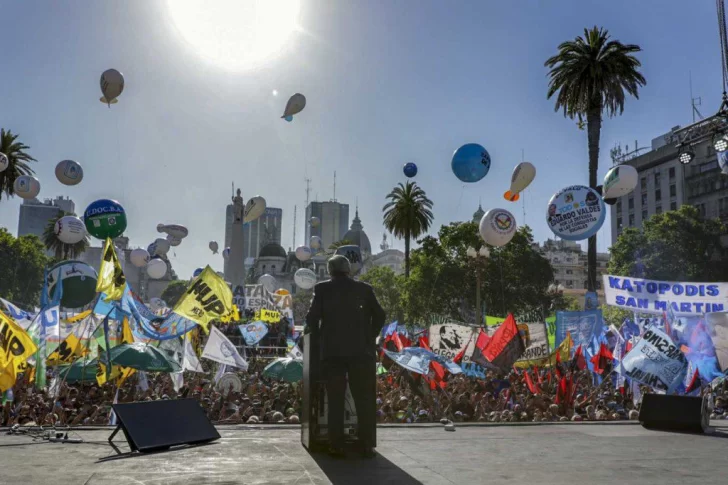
[467,246,490,327]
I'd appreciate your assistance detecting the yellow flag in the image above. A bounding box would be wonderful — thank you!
[259,309,281,323]
[47,334,88,366]
[514,333,572,368]
[172,266,239,333]
[115,317,136,386]
[65,309,93,324]
[95,238,126,301]
[0,309,37,371]
[0,359,17,393]
[96,361,122,386]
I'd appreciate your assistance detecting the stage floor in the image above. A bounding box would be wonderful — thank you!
[2,422,727,484]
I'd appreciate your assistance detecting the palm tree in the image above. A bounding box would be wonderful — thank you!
[545,26,645,292]
[326,239,353,256]
[382,181,434,278]
[43,211,89,260]
[0,129,37,200]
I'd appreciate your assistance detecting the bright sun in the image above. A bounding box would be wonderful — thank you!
[166,0,301,71]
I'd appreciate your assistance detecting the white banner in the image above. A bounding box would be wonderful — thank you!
[514,322,549,367]
[603,275,728,316]
[621,327,687,393]
[707,312,728,372]
[202,326,248,370]
[429,323,478,364]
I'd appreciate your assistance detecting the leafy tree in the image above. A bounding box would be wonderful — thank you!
[0,228,49,308]
[0,129,37,200]
[42,211,89,261]
[161,279,190,308]
[359,266,403,323]
[545,27,645,291]
[608,205,728,281]
[382,181,434,278]
[602,305,632,328]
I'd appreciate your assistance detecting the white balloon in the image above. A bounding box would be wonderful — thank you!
[209,241,219,254]
[479,208,517,247]
[309,216,320,228]
[130,248,150,267]
[244,196,267,223]
[147,259,167,279]
[13,175,40,199]
[258,274,277,293]
[294,268,317,290]
[0,152,9,173]
[153,238,171,256]
[504,162,536,202]
[166,234,182,247]
[295,245,313,262]
[53,216,86,245]
[100,69,124,105]
[310,236,322,250]
[55,160,84,186]
[603,164,638,199]
[157,223,189,239]
[222,247,231,259]
[282,93,306,118]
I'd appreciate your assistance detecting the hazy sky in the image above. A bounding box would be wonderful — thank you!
[0,0,721,279]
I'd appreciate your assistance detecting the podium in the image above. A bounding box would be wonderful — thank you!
[301,333,374,451]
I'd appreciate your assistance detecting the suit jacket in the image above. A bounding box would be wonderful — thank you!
[305,276,386,359]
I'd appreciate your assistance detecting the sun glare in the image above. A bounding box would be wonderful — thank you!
[166,0,301,71]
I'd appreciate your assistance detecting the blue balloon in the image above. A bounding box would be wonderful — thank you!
[451,143,491,183]
[284,115,293,122]
[192,267,203,279]
[403,162,418,178]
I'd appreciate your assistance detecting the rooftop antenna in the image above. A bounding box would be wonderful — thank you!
[305,177,311,207]
[333,171,337,202]
[293,205,297,248]
[690,71,704,122]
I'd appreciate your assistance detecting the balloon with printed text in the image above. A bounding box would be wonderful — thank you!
[451,143,491,183]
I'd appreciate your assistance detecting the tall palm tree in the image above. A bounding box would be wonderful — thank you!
[545,26,645,292]
[0,129,37,200]
[382,181,434,278]
[43,211,89,260]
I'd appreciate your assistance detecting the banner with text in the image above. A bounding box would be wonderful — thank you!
[603,275,728,315]
[555,310,603,352]
[621,327,688,393]
[428,323,478,364]
[513,322,549,369]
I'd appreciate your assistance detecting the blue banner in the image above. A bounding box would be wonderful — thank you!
[460,362,487,378]
[238,320,268,346]
[622,327,687,393]
[555,310,603,353]
[673,316,723,382]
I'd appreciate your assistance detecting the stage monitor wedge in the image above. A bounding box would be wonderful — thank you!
[639,394,708,434]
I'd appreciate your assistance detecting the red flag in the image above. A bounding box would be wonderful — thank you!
[523,371,540,395]
[473,314,525,369]
[475,329,491,350]
[452,346,467,364]
[431,361,445,380]
[590,343,614,375]
[418,336,430,350]
[392,332,404,352]
[547,369,553,385]
[400,334,412,349]
[573,344,587,371]
[685,368,701,394]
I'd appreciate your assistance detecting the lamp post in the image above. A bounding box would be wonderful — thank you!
[467,246,490,326]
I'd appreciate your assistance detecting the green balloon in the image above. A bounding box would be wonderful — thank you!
[48,260,98,309]
[83,199,127,239]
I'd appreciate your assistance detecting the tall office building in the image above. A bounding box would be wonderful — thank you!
[18,196,76,241]
[243,207,283,260]
[305,201,349,251]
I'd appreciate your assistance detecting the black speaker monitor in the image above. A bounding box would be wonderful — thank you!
[639,394,708,434]
[109,398,220,453]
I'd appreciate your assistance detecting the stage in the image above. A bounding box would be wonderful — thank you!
[2,422,727,484]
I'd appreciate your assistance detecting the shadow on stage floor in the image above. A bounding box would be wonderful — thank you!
[308,450,423,485]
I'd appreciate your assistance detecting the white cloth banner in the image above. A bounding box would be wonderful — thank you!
[287,344,303,361]
[202,326,248,370]
[429,323,478,364]
[603,274,728,316]
[514,322,549,365]
[621,327,688,393]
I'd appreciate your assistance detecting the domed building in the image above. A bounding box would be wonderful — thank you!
[255,242,288,278]
[472,203,485,223]
[342,209,372,256]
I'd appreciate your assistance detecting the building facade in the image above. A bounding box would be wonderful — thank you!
[610,116,728,247]
[305,201,349,252]
[535,239,609,303]
[243,207,282,260]
[18,196,76,246]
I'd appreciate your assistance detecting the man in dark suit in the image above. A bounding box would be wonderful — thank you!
[306,255,386,458]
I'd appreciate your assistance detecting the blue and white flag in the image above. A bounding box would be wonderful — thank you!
[382,321,398,337]
[621,327,688,393]
[384,347,462,376]
[0,298,34,329]
[238,320,268,346]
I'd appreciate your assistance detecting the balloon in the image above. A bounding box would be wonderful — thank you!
[209,241,219,254]
[310,236,322,250]
[546,185,606,241]
[479,208,517,247]
[244,196,267,223]
[222,247,231,259]
[83,199,127,240]
[130,248,150,268]
[282,93,306,118]
[334,245,363,273]
[603,164,638,199]
[157,223,189,239]
[451,143,491,183]
[13,175,40,200]
[53,216,86,245]
[295,245,312,262]
[100,68,124,106]
[310,216,320,228]
[284,115,293,122]
[47,261,98,308]
[258,274,277,293]
[719,150,728,175]
[153,238,171,255]
[55,160,84,186]
[403,162,418,178]
[166,234,182,247]
[147,259,167,279]
[0,152,7,173]
[192,267,204,279]
[294,268,317,290]
[503,162,536,202]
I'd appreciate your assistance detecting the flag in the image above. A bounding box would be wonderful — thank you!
[590,343,614,375]
[685,368,701,394]
[418,336,430,350]
[0,310,38,373]
[471,314,525,369]
[0,298,33,329]
[381,321,398,337]
[46,334,87,365]
[287,344,303,361]
[572,344,587,371]
[95,238,126,301]
[523,370,540,395]
[172,266,238,334]
[202,325,248,370]
[0,358,17,393]
[453,331,479,364]
[392,332,404,352]
[238,320,268,346]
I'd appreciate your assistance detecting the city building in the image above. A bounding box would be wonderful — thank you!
[342,208,372,256]
[305,201,349,252]
[362,234,405,275]
[472,203,485,224]
[252,241,316,295]
[536,238,609,303]
[610,115,728,247]
[243,207,282,261]
[17,196,76,247]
